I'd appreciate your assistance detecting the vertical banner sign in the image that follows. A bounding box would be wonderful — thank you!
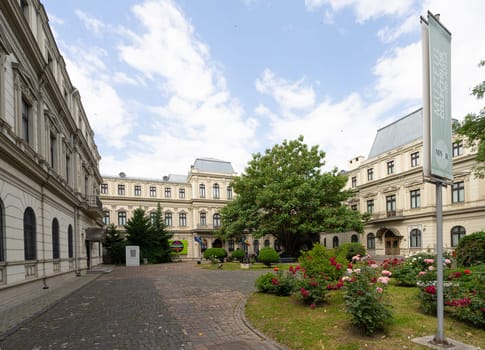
[428,13,453,180]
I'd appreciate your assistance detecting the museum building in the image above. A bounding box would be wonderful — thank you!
[0,0,104,291]
[321,108,485,257]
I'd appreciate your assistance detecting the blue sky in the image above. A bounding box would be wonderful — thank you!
[41,0,485,178]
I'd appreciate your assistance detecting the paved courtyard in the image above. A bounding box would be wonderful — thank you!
[0,263,285,350]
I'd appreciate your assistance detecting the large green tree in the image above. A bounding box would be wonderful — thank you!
[456,60,485,178]
[103,223,126,264]
[125,206,173,263]
[219,136,364,256]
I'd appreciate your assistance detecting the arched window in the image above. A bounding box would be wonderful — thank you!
[228,239,235,252]
[24,207,36,260]
[274,239,281,252]
[52,218,60,259]
[200,212,206,225]
[351,234,359,243]
[253,240,260,255]
[164,212,172,227]
[0,199,4,262]
[367,233,375,250]
[68,225,74,258]
[179,212,187,227]
[199,184,205,198]
[264,239,270,247]
[451,226,466,247]
[332,236,339,248]
[323,237,327,248]
[212,183,220,199]
[410,229,422,248]
[227,186,233,199]
[213,213,221,228]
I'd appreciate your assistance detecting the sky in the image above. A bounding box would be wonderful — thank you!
[41,0,485,179]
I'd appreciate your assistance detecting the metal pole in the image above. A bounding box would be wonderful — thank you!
[434,181,445,343]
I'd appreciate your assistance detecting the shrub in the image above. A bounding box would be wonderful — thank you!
[258,247,280,267]
[231,248,245,262]
[336,242,366,261]
[298,243,346,281]
[392,252,436,286]
[455,231,485,267]
[343,265,393,335]
[203,248,227,262]
[255,270,295,296]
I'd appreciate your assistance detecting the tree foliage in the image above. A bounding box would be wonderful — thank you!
[125,205,173,263]
[456,60,485,178]
[103,223,126,264]
[220,136,364,256]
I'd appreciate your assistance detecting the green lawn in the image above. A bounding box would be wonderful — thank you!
[245,285,485,350]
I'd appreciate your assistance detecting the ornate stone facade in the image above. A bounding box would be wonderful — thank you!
[0,0,104,289]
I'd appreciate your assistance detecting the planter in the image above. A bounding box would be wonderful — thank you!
[240,263,250,269]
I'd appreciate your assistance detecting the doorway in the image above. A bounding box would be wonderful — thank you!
[385,233,400,255]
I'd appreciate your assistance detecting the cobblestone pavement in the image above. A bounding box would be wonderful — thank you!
[0,263,286,350]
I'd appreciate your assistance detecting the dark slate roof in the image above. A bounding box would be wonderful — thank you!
[192,158,235,174]
[166,174,187,183]
[368,108,423,159]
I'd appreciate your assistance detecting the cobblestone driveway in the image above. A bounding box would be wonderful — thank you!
[0,263,284,350]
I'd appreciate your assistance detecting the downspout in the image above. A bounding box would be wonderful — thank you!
[74,206,80,276]
[41,174,50,289]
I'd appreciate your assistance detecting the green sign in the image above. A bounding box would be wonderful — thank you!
[169,239,188,255]
[428,13,452,180]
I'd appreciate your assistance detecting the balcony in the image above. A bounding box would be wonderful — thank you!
[196,224,222,231]
[85,195,103,219]
[368,210,404,223]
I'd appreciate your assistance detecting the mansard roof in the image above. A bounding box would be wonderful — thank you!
[192,158,235,174]
[368,108,423,159]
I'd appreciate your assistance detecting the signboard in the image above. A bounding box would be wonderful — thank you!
[125,245,140,266]
[169,239,188,255]
[422,12,453,181]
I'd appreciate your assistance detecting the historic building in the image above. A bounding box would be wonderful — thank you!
[0,0,104,290]
[321,108,485,257]
[100,158,280,260]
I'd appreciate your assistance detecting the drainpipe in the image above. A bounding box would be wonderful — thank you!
[40,174,50,289]
[74,206,80,276]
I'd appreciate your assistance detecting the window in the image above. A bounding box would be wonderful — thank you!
[24,207,36,260]
[0,200,4,262]
[410,189,421,209]
[213,213,221,228]
[66,155,70,184]
[164,187,171,198]
[100,183,108,194]
[118,184,125,195]
[452,181,465,203]
[118,211,126,226]
[134,185,141,196]
[150,212,157,225]
[228,239,235,252]
[164,212,172,227]
[50,133,56,168]
[452,140,463,157]
[351,204,357,211]
[351,176,357,188]
[367,233,375,250]
[212,184,220,199]
[200,212,206,225]
[367,168,374,181]
[67,225,73,258]
[264,239,270,247]
[253,240,260,255]
[150,186,156,197]
[367,199,374,214]
[351,234,358,243]
[332,236,339,248]
[387,160,394,175]
[179,188,185,198]
[103,211,110,225]
[179,212,187,227]
[410,229,422,248]
[227,187,233,199]
[386,195,396,217]
[199,184,205,198]
[411,152,419,167]
[451,226,466,247]
[52,218,60,259]
[21,98,30,143]
[274,239,281,252]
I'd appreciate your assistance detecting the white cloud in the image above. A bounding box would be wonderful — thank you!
[255,69,316,113]
[377,15,416,43]
[75,9,106,34]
